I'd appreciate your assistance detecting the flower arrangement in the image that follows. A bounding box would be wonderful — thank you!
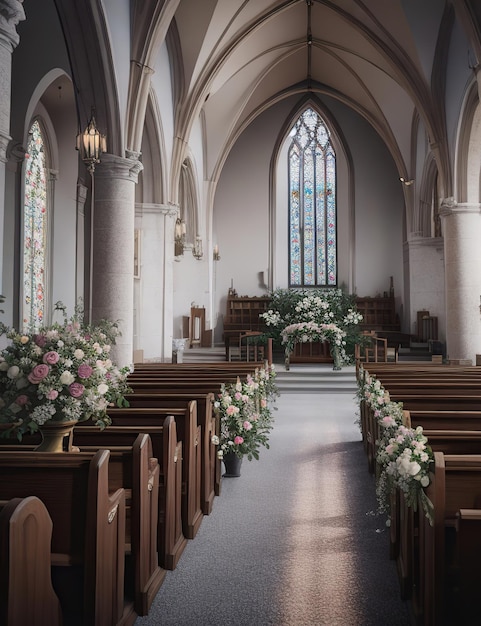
[261,288,364,364]
[213,365,278,460]
[357,368,434,524]
[281,321,348,367]
[376,425,434,524]
[0,304,131,439]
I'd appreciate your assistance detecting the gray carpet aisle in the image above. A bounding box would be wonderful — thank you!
[135,389,412,626]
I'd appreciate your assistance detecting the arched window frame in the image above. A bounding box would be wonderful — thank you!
[288,107,337,287]
[22,117,52,331]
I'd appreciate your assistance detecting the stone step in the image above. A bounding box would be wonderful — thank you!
[273,364,357,394]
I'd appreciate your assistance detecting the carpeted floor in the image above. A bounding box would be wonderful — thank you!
[135,389,413,626]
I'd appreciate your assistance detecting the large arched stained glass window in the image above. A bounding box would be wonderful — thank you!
[23,120,48,330]
[288,107,337,286]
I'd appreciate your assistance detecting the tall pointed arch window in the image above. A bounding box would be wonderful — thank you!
[23,119,48,330]
[288,107,337,286]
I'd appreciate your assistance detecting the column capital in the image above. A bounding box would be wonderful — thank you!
[439,198,481,218]
[135,202,178,218]
[95,152,144,183]
[0,0,25,50]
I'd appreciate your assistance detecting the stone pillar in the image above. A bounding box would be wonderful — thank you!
[0,0,25,294]
[135,203,177,362]
[92,153,143,368]
[439,199,481,364]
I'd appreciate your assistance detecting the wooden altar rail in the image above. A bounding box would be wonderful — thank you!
[0,496,62,626]
[0,450,127,626]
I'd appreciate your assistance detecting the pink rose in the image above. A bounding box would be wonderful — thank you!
[243,421,252,431]
[43,351,60,365]
[45,390,58,400]
[77,363,93,379]
[69,382,85,398]
[15,395,29,406]
[33,334,46,348]
[234,436,244,445]
[28,364,50,384]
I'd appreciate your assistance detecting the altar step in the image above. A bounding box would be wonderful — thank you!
[273,363,357,394]
[182,348,358,393]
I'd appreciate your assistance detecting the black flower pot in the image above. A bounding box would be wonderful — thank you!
[222,452,243,477]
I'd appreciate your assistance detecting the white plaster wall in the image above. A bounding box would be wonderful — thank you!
[406,237,445,341]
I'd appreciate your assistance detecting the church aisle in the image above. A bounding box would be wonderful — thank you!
[135,390,412,626]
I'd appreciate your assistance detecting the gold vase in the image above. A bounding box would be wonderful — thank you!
[34,419,78,453]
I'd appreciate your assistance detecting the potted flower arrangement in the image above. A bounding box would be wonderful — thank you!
[261,288,363,369]
[0,303,131,449]
[213,365,278,475]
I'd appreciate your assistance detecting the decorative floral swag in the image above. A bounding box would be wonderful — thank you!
[357,367,434,525]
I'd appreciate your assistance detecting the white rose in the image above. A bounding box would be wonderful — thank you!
[0,361,9,371]
[7,365,20,379]
[74,349,84,359]
[97,383,109,395]
[60,371,75,385]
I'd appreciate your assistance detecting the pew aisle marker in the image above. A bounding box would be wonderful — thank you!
[0,302,131,441]
[357,366,434,525]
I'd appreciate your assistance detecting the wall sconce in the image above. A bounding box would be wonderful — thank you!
[175,217,186,256]
[192,236,203,260]
[213,245,220,261]
[76,108,107,174]
[399,177,414,186]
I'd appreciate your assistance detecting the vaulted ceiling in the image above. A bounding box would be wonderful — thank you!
[169,0,479,184]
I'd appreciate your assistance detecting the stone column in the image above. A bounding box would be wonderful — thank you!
[135,203,177,362]
[439,198,481,364]
[92,153,143,368]
[0,0,25,294]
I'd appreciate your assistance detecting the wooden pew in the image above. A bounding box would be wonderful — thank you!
[0,496,62,626]
[104,404,203,540]
[417,452,481,626]
[67,432,165,615]
[454,509,481,625]
[0,450,126,626]
[73,418,186,572]
[126,392,218,514]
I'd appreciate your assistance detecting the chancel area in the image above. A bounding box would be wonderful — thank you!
[1,1,481,625]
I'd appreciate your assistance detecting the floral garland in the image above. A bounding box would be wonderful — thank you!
[213,365,278,461]
[0,307,131,439]
[357,367,434,525]
[281,321,348,365]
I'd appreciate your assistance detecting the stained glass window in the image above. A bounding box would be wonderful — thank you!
[288,108,337,286]
[23,120,48,331]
